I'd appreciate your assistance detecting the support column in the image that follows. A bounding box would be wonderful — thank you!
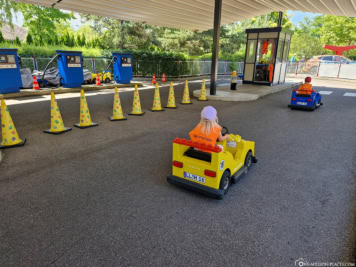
[278,11,283,27]
[209,0,222,95]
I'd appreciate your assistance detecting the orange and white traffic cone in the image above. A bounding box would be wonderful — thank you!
[33,76,40,90]
[152,74,156,84]
[96,74,102,86]
[162,73,166,82]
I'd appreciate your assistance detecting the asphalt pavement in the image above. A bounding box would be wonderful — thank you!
[0,79,355,266]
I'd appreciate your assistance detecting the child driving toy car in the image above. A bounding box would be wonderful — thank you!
[297,76,313,95]
[189,106,229,148]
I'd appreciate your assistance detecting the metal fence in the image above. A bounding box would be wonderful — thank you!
[286,61,356,80]
[20,57,244,77]
[21,57,356,80]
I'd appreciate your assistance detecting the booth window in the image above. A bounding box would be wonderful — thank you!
[246,40,256,63]
[276,40,284,63]
[283,41,289,62]
[254,39,276,82]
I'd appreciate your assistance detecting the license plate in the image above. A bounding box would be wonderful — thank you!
[296,102,307,105]
[184,172,205,184]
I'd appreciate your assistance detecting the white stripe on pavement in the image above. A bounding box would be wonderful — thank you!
[343,92,356,97]
[318,91,333,95]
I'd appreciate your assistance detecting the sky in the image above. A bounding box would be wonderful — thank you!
[12,10,318,31]
[288,10,319,24]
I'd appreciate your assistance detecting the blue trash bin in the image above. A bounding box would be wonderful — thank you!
[56,50,84,88]
[112,53,133,84]
[0,48,22,94]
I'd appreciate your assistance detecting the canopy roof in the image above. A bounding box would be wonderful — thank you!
[13,0,356,31]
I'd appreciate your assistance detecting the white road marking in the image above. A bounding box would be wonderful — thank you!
[343,92,356,97]
[217,83,231,87]
[318,91,333,95]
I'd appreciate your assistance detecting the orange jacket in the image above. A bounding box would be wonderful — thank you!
[189,124,222,148]
[297,83,313,95]
[268,62,273,82]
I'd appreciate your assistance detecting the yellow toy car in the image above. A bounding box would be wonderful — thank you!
[91,71,112,84]
[167,128,257,199]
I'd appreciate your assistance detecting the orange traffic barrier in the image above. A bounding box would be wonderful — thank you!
[33,76,40,90]
[152,74,156,84]
[162,73,166,82]
[96,74,102,86]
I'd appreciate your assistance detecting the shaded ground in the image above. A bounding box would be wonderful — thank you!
[0,80,355,266]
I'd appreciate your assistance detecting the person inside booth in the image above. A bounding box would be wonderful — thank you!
[189,106,229,151]
[297,76,313,95]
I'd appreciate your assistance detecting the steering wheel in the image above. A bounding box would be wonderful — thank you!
[221,126,229,136]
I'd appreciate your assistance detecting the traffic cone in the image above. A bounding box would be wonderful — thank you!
[165,82,177,109]
[150,83,164,112]
[33,76,40,90]
[152,74,156,84]
[129,84,145,116]
[199,79,208,101]
[0,99,26,149]
[162,73,166,82]
[74,89,98,129]
[44,92,72,134]
[110,87,127,121]
[181,80,192,104]
[96,74,102,86]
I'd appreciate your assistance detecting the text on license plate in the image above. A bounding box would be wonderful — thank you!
[184,172,205,184]
[297,102,307,105]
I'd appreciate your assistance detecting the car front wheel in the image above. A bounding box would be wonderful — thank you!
[245,151,252,171]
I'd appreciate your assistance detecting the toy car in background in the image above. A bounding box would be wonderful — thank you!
[90,71,112,84]
[167,128,257,199]
[33,68,92,87]
[288,88,323,111]
[301,55,356,75]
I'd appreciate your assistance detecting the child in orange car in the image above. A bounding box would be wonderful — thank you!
[189,106,229,148]
[297,76,313,95]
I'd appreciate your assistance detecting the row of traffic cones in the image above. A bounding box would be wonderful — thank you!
[0,79,208,148]
[152,73,166,84]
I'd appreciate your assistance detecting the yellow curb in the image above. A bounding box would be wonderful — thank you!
[0,82,143,100]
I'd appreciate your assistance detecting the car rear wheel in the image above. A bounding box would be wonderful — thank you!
[219,170,231,195]
[312,101,316,110]
[105,78,110,83]
[92,78,96,84]
[245,151,252,171]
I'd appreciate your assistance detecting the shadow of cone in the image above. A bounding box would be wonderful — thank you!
[198,79,208,101]
[44,92,72,134]
[129,84,145,116]
[74,89,99,129]
[181,80,193,104]
[150,83,165,112]
[110,87,127,121]
[0,99,26,149]
[165,82,177,109]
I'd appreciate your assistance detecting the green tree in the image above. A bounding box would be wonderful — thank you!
[14,36,21,45]
[81,33,86,46]
[0,31,5,43]
[18,3,74,46]
[26,33,33,44]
